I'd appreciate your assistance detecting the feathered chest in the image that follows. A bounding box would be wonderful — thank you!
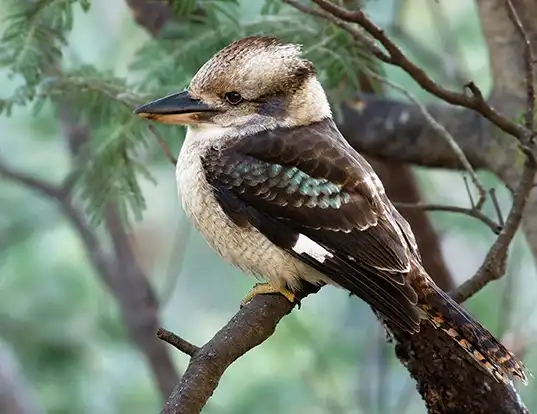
[175,142,217,228]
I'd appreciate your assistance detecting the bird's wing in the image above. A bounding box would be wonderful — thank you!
[202,119,421,332]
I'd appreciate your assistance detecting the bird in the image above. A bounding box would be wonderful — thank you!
[134,35,528,385]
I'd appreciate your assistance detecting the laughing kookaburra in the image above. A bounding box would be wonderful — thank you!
[135,36,527,384]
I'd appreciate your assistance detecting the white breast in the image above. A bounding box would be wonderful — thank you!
[175,126,330,292]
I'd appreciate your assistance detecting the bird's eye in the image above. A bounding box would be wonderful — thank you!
[224,91,243,105]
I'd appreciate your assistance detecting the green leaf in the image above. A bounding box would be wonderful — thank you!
[0,0,90,112]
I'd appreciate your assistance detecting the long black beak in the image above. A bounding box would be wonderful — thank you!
[134,91,213,124]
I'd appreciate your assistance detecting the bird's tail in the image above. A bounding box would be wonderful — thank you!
[420,283,528,384]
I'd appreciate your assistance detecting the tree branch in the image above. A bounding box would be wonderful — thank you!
[338,93,490,170]
[394,202,502,235]
[160,288,318,414]
[310,0,529,140]
[391,323,529,414]
[451,0,537,302]
[157,328,199,357]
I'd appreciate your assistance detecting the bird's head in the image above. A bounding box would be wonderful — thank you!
[134,36,331,132]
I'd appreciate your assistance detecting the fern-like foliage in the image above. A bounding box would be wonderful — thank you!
[1,0,382,223]
[0,0,91,114]
[38,65,152,222]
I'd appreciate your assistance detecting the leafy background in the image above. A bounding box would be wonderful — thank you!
[1,0,536,413]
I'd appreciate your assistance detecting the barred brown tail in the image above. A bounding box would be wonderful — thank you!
[422,284,528,384]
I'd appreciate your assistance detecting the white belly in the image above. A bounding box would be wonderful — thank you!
[175,138,328,292]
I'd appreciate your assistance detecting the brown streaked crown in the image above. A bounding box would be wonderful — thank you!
[189,36,316,101]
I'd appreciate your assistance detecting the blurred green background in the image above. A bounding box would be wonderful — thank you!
[1,0,536,413]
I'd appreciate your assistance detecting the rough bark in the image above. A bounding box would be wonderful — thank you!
[392,324,528,414]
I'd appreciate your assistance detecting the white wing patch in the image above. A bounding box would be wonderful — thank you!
[292,234,333,263]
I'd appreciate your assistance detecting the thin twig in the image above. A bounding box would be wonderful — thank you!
[148,125,177,165]
[489,188,505,227]
[452,151,536,302]
[463,175,476,209]
[395,202,502,234]
[157,328,200,357]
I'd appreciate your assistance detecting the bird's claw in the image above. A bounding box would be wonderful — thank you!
[240,282,297,308]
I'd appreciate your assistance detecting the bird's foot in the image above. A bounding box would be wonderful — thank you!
[240,283,296,307]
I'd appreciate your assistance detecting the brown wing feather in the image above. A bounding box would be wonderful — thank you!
[204,118,422,332]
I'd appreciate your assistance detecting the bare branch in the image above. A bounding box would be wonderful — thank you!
[394,202,502,234]
[157,328,200,357]
[451,0,537,302]
[1,153,181,398]
[452,148,536,302]
[306,0,529,140]
[101,205,180,396]
[160,290,318,414]
[490,188,505,227]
